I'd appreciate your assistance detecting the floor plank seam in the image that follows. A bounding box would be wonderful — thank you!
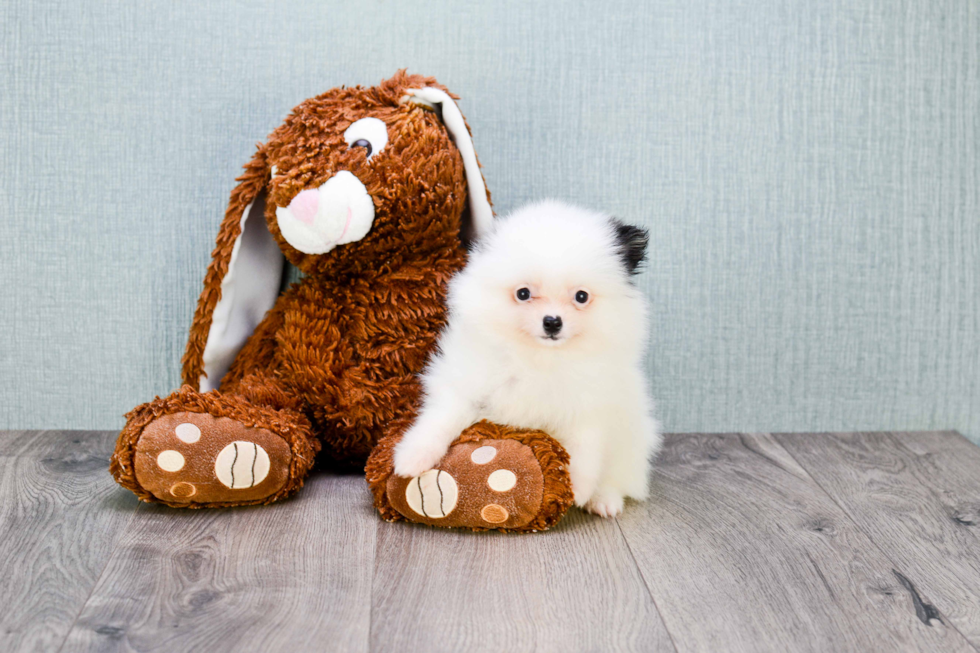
[614,517,681,653]
[368,518,382,653]
[54,499,144,653]
[881,431,980,550]
[772,435,980,653]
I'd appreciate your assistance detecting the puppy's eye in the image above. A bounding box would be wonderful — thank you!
[574,290,589,304]
[344,117,388,160]
[515,288,531,302]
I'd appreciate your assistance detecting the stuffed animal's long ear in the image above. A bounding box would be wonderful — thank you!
[403,87,494,241]
[180,148,284,391]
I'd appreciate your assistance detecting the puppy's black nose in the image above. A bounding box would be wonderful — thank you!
[542,315,563,335]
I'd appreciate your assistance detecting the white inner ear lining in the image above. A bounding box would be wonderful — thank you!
[402,88,493,239]
[200,194,284,392]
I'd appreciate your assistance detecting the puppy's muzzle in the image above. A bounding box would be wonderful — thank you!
[542,315,563,337]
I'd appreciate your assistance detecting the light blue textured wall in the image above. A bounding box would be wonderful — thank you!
[1,1,977,442]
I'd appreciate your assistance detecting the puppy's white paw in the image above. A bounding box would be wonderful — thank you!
[393,436,449,478]
[584,488,625,518]
[570,471,599,508]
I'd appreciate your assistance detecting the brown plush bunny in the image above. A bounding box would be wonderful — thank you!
[110,72,574,532]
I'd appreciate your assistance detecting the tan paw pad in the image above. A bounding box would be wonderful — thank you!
[487,469,516,492]
[214,441,271,489]
[156,450,185,472]
[481,504,509,523]
[405,469,458,518]
[470,446,497,464]
[170,482,197,499]
[174,423,201,443]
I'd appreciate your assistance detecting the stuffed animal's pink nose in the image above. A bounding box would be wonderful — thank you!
[288,189,319,225]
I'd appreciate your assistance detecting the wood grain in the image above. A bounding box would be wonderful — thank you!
[776,431,980,647]
[0,430,138,653]
[0,429,59,456]
[4,430,978,653]
[61,473,376,653]
[370,508,675,653]
[617,432,976,653]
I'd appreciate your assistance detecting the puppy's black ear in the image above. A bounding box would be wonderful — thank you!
[611,219,649,276]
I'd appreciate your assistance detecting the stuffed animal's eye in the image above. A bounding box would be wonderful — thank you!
[344,117,388,160]
[515,287,531,302]
[351,139,372,157]
[575,290,589,304]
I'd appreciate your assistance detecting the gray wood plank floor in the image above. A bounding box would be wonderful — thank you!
[1,430,978,653]
[0,431,138,652]
[776,431,980,647]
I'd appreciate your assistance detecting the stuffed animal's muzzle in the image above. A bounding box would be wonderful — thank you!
[275,170,375,255]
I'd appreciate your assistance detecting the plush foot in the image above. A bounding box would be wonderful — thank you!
[584,487,625,518]
[111,387,317,507]
[367,420,574,532]
[131,411,297,505]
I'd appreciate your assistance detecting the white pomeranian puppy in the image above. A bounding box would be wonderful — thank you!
[393,200,662,517]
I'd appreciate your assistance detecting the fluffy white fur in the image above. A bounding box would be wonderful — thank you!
[393,200,662,517]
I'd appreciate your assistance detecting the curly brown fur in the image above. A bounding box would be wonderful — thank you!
[116,72,490,506]
[181,71,476,468]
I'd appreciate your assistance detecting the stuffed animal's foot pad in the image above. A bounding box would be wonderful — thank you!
[386,439,545,530]
[404,469,459,518]
[132,412,292,505]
